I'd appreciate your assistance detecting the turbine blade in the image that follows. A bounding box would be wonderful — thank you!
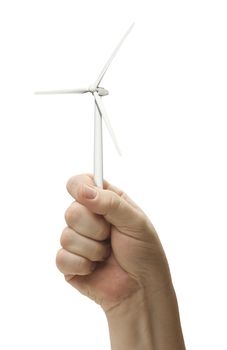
[35,88,88,95]
[93,92,121,156]
[93,23,135,89]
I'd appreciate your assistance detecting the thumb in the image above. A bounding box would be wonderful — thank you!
[73,182,147,238]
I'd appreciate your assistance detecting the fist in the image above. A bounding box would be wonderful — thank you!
[56,174,171,312]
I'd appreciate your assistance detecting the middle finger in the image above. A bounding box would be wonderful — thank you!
[65,201,110,241]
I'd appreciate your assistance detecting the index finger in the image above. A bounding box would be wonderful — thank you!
[67,173,142,212]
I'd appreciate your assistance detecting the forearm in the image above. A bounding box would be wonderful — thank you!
[105,282,186,350]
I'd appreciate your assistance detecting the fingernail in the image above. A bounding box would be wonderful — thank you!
[83,184,97,199]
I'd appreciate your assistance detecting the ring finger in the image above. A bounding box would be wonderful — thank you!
[60,227,111,262]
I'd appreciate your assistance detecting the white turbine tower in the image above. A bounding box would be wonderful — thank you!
[36,23,134,188]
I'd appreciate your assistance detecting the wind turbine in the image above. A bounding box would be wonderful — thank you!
[35,23,134,188]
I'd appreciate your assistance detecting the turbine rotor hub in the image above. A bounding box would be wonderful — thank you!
[88,85,109,96]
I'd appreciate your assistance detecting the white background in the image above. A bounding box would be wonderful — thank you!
[0,0,226,349]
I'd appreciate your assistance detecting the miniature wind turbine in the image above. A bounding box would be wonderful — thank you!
[35,23,134,188]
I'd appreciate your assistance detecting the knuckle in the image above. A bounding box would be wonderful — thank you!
[60,227,73,248]
[108,193,121,213]
[64,206,73,224]
[55,248,66,270]
[64,202,80,225]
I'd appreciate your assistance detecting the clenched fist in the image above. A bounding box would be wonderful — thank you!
[56,174,172,312]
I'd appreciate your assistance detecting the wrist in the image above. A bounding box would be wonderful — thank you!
[105,282,185,350]
[105,287,154,349]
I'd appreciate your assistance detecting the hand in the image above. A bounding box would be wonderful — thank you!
[56,174,172,312]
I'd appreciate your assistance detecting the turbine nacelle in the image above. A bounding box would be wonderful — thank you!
[96,87,109,96]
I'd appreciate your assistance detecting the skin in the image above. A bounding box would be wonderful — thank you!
[56,174,186,350]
